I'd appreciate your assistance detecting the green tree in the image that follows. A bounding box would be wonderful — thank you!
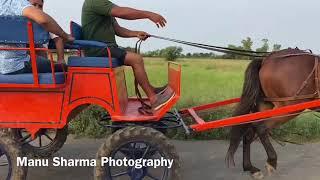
[144,49,162,57]
[162,46,183,61]
[209,52,216,58]
[241,37,253,51]
[224,44,244,59]
[273,44,282,51]
[256,39,269,52]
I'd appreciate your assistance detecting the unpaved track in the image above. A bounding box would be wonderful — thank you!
[26,137,320,180]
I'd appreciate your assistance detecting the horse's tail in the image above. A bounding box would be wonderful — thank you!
[225,59,264,167]
[234,58,264,116]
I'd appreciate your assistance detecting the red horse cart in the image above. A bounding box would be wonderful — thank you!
[0,16,182,180]
[1,16,320,180]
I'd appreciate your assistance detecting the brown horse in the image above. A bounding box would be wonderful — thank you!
[225,48,320,179]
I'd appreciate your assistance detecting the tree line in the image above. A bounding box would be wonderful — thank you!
[131,37,283,61]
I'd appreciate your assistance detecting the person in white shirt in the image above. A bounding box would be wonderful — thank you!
[29,0,65,63]
[0,0,74,74]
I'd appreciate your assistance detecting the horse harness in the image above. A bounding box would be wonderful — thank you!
[264,53,320,102]
[134,36,320,107]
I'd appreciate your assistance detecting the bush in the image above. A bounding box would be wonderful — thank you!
[162,46,183,61]
[69,106,111,138]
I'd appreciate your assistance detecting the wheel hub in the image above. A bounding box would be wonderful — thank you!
[129,167,147,180]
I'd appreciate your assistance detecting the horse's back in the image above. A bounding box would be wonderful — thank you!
[259,48,316,100]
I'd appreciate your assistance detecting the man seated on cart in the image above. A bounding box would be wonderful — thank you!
[0,0,73,75]
[82,0,174,111]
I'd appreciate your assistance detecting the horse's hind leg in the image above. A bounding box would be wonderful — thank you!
[243,128,264,179]
[254,123,277,176]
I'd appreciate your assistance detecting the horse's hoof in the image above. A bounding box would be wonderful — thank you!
[251,171,264,179]
[265,162,276,176]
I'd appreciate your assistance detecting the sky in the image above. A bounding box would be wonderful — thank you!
[45,0,320,53]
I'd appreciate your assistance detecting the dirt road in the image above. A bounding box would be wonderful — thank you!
[26,137,320,180]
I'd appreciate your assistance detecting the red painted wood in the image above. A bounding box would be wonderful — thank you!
[0,92,64,123]
[187,108,205,124]
[190,98,320,132]
[112,62,182,121]
[180,98,240,114]
[48,51,56,84]
[27,22,39,86]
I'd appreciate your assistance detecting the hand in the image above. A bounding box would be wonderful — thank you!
[136,31,150,41]
[58,59,66,64]
[147,12,167,28]
[62,33,75,43]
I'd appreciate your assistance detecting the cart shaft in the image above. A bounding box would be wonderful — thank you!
[183,98,320,132]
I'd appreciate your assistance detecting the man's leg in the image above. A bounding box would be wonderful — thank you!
[17,56,66,74]
[8,57,66,74]
[124,52,156,103]
[103,48,174,110]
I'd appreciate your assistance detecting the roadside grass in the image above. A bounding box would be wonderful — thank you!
[69,106,109,138]
[272,112,320,144]
[70,58,320,142]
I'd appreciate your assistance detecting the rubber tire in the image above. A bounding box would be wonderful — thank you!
[12,126,68,158]
[95,126,181,180]
[161,128,178,139]
[0,130,28,180]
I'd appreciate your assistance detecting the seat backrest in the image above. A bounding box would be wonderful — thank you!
[0,16,49,44]
[70,21,83,40]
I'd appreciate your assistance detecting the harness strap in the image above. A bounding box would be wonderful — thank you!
[264,56,320,102]
[134,40,154,115]
[134,79,153,115]
[275,53,316,59]
[295,57,318,96]
[315,57,320,97]
[264,92,318,102]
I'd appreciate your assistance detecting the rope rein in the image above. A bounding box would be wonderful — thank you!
[149,35,270,58]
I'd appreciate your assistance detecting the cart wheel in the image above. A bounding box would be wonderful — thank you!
[0,131,27,180]
[12,126,68,158]
[95,126,181,180]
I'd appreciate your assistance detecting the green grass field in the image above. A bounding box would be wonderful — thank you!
[71,58,320,142]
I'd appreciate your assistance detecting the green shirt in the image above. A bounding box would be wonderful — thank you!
[81,0,117,56]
